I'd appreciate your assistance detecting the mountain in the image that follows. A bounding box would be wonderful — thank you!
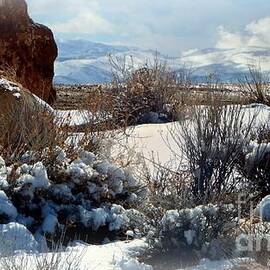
[54,40,270,84]
[54,39,163,84]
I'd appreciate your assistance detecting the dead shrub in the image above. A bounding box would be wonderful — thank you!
[168,97,257,204]
[239,64,270,106]
[0,93,68,164]
[93,55,192,126]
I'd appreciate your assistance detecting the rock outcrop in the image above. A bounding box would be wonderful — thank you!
[0,0,58,104]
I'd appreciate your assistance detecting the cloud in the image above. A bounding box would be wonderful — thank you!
[27,0,270,54]
[216,17,270,49]
[216,26,243,49]
[50,13,115,35]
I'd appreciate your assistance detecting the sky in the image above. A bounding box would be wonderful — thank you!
[27,0,270,56]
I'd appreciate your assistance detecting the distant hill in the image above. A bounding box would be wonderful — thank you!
[54,40,270,84]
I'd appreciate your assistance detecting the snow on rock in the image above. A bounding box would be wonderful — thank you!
[0,156,8,188]
[0,78,54,112]
[0,78,21,95]
[256,195,270,221]
[0,222,38,255]
[0,191,17,222]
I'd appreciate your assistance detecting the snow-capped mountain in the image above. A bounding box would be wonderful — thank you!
[54,40,163,84]
[54,40,270,84]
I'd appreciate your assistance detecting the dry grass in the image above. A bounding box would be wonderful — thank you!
[0,92,68,163]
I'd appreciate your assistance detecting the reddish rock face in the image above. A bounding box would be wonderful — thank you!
[0,0,58,104]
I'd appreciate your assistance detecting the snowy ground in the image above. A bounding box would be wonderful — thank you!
[1,239,151,270]
[106,103,270,174]
[1,103,269,270]
[0,231,250,270]
[0,221,251,270]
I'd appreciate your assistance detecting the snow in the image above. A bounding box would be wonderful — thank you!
[0,222,38,255]
[0,238,151,270]
[181,258,250,270]
[0,191,17,221]
[78,149,96,165]
[246,142,270,168]
[79,204,130,232]
[0,78,54,112]
[67,239,151,270]
[107,103,270,175]
[0,78,21,93]
[67,159,95,182]
[0,156,8,188]
[41,214,58,234]
[184,230,196,246]
[55,110,91,126]
[1,100,270,269]
[55,40,270,85]
[17,162,50,189]
[256,195,270,221]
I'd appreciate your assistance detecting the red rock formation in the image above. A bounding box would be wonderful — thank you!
[0,0,58,104]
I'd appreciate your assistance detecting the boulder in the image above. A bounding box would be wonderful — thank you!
[0,0,58,104]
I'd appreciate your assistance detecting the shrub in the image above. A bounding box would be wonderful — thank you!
[169,101,257,204]
[95,55,192,126]
[237,139,270,200]
[0,146,146,243]
[239,64,270,106]
[0,82,68,163]
[143,163,192,211]
[145,203,238,268]
[238,219,270,267]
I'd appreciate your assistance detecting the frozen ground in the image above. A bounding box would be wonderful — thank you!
[0,222,250,270]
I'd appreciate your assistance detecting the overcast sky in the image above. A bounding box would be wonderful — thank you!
[27,0,270,56]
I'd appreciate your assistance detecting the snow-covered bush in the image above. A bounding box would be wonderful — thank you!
[0,147,145,242]
[146,204,237,262]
